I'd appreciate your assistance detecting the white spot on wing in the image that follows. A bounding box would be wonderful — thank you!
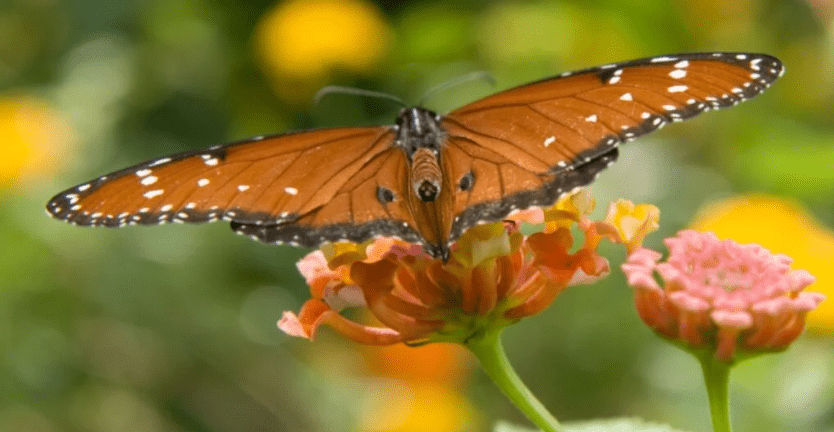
[543,136,556,147]
[285,187,298,195]
[204,158,219,166]
[197,178,210,187]
[607,76,621,84]
[663,104,677,111]
[149,157,171,167]
[668,85,688,93]
[651,56,677,63]
[143,189,164,199]
[78,184,91,192]
[585,114,597,122]
[619,92,633,101]
[136,169,152,177]
[674,60,689,68]
[237,184,250,192]
[140,175,158,186]
[669,69,687,79]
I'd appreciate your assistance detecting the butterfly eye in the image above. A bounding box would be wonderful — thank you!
[458,171,475,192]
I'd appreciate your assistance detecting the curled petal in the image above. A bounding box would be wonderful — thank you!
[711,310,754,329]
[321,241,374,267]
[278,311,309,338]
[323,284,366,311]
[570,249,610,285]
[452,222,520,269]
[793,292,827,311]
[508,207,545,225]
[605,200,660,253]
[278,298,413,345]
[350,259,399,304]
[788,270,816,292]
[297,250,352,298]
[503,272,558,320]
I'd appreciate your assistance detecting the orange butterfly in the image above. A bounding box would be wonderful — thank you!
[46,53,783,259]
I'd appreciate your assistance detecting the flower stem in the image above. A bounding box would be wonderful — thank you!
[466,329,563,432]
[698,354,733,432]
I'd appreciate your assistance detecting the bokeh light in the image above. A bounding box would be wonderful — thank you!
[0,95,75,189]
[254,0,391,100]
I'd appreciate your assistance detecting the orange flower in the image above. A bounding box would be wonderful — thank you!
[280,189,659,345]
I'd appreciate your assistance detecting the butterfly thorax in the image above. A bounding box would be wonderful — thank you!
[395,107,446,202]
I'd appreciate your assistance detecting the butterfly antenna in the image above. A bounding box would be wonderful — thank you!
[418,71,496,107]
[314,86,407,107]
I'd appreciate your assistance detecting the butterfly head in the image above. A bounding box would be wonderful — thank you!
[395,107,444,155]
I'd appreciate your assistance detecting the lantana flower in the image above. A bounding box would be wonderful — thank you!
[280,188,657,346]
[279,188,659,432]
[622,230,825,363]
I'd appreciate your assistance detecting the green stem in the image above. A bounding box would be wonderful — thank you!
[698,354,733,432]
[466,329,563,432]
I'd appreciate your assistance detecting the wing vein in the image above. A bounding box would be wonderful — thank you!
[443,117,552,167]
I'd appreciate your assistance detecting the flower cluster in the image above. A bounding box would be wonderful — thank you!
[280,189,660,345]
[622,230,825,362]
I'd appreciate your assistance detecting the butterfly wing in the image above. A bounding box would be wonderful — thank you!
[441,52,783,241]
[46,126,424,247]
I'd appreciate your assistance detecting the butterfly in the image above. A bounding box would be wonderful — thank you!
[46,52,783,260]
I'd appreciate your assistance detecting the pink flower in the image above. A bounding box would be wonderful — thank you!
[622,230,826,362]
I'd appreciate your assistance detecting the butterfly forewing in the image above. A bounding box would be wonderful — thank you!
[440,53,782,237]
[47,127,406,232]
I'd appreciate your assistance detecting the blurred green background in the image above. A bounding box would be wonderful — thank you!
[3,0,834,431]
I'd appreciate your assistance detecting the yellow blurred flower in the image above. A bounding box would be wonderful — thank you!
[358,343,477,432]
[691,195,834,332]
[0,95,75,188]
[254,0,391,98]
[361,342,472,387]
[359,383,480,432]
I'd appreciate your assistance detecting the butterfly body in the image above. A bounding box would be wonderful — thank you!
[46,53,784,260]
